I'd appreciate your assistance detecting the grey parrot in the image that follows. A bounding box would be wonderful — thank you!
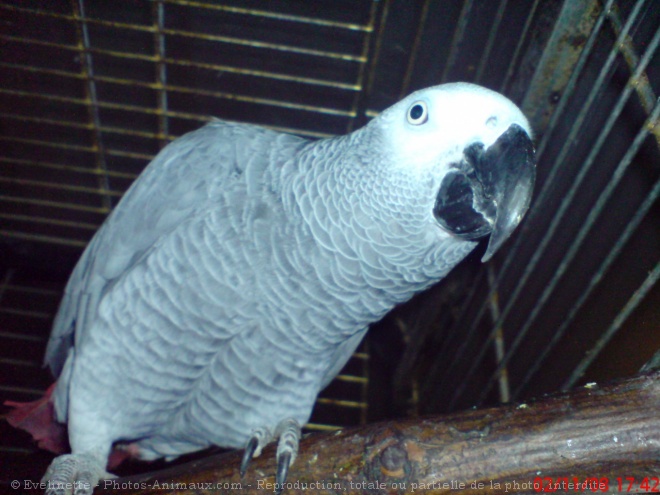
[6,83,535,495]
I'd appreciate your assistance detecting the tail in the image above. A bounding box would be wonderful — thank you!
[3,382,69,454]
[5,382,143,470]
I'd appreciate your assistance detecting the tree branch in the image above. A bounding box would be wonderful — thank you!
[99,371,660,494]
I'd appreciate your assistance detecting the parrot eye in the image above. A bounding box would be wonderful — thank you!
[407,101,428,125]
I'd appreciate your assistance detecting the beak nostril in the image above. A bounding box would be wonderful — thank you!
[486,116,498,128]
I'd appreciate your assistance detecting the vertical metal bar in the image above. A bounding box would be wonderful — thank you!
[562,260,660,390]
[445,0,650,411]
[530,0,615,160]
[440,0,474,83]
[487,264,510,403]
[362,0,390,104]
[0,268,16,304]
[360,342,369,425]
[346,0,381,132]
[500,0,541,93]
[153,0,169,148]
[420,269,486,410]
[399,0,431,97]
[515,173,660,398]
[72,0,112,210]
[475,0,509,84]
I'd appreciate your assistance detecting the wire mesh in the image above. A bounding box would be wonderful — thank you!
[0,0,377,248]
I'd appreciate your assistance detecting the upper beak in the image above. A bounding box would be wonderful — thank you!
[433,124,536,262]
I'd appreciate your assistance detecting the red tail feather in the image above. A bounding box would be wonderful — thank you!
[4,383,68,454]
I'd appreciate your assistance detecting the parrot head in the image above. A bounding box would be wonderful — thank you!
[373,82,536,262]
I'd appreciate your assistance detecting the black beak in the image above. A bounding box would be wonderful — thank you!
[433,124,536,262]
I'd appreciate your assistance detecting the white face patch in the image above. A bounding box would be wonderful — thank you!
[374,83,532,177]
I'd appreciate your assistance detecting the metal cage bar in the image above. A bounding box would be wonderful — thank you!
[475,0,509,84]
[153,0,169,150]
[72,0,113,210]
[440,0,474,83]
[563,259,660,389]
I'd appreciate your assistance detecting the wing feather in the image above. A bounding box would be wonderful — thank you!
[45,120,308,376]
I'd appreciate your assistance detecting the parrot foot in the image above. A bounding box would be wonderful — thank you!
[240,426,273,477]
[240,418,301,494]
[274,418,300,494]
[42,452,113,495]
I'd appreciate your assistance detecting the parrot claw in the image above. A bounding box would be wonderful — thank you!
[274,418,300,492]
[240,418,301,492]
[42,452,111,495]
[239,426,273,477]
[275,450,292,495]
[240,436,259,477]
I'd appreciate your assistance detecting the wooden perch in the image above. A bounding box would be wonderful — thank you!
[98,371,660,494]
